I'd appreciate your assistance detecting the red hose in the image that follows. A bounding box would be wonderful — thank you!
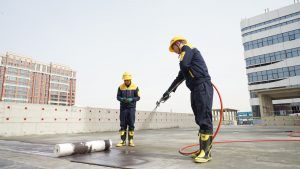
[178,83,223,156]
[211,83,223,140]
[178,83,300,156]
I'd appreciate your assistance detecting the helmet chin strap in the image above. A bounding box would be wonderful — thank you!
[174,42,182,54]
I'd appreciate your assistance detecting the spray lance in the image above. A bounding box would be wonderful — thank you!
[151,79,184,113]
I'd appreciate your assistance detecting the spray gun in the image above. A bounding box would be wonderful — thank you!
[151,79,184,113]
[151,94,170,113]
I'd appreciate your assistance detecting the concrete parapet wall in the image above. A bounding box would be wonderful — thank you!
[214,120,237,126]
[262,116,300,126]
[0,102,197,136]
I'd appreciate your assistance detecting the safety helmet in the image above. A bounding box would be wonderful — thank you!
[122,72,132,80]
[169,36,188,52]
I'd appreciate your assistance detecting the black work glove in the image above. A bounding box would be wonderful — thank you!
[162,91,170,101]
[171,86,178,93]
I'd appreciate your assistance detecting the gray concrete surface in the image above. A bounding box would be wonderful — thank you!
[0,126,300,169]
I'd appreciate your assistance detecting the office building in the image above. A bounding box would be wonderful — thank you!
[240,2,300,117]
[0,52,76,106]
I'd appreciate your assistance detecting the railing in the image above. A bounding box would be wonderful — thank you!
[273,110,300,116]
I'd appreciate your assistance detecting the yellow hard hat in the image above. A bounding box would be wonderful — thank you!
[122,72,132,80]
[169,36,188,52]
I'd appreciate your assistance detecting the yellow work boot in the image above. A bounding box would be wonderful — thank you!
[128,131,135,147]
[116,140,126,147]
[129,139,135,147]
[194,133,212,163]
[190,150,200,158]
[116,130,126,147]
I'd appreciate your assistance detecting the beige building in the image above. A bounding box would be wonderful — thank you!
[0,52,76,106]
[212,108,238,125]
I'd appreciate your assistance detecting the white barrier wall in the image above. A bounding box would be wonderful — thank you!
[0,102,197,136]
[262,116,300,126]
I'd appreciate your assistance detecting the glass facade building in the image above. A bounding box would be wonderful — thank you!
[241,3,300,117]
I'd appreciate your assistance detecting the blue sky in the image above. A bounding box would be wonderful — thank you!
[0,0,293,113]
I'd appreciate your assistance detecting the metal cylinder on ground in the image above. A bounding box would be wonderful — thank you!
[54,139,112,157]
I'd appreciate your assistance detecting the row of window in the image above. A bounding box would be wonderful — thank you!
[4,86,28,93]
[241,11,300,32]
[242,17,300,37]
[5,86,16,90]
[50,91,68,95]
[50,91,60,95]
[20,69,30,76]
[3,57,76,77]
[33,82,50,87]
[3,99,26,103]
[17,91,28,96]
[7,67,18,74]
[5,67,73,79]
[4,92,28,99]
[243,29,300,51]
[11,86,27,91]
[51,68,74,77]
[247,65,300,84]
[50,83,69,91]
[6,76,17,82]
[4,90,16,96]
[6,67,30,77]
[50,98,58,101]
[245,47,300,68]
[33,92,48,97]
[5,58,33,70]
[6,76,30,86]
[51,75,69,83]
[4,87,50,98]
[50,98,68,102]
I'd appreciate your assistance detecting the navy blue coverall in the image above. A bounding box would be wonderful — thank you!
[167,44,213,134]
[117,83,140,131]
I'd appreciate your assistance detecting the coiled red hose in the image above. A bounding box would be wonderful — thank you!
[178,83,300,156]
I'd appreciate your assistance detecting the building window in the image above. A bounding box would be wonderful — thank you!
[6,76,17,84]
[7,67,18,75]
[295,65,300,75]
[243,29,300,51]
[289,66,296,77]
[245,47,300,68]
[283,67,289,78]
[19,69,29,77]
[241,11,300,32]
[251,105,261,117]
[267,70,273,80]
[18,78,29,86]
[247,65,300,85]
[272,69,278,79]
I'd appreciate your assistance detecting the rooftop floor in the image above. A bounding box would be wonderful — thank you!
[0,125,300,169]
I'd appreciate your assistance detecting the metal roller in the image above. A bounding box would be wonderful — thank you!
[54,139,112,157]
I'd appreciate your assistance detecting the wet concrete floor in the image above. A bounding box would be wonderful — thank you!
[0,126,300,169]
